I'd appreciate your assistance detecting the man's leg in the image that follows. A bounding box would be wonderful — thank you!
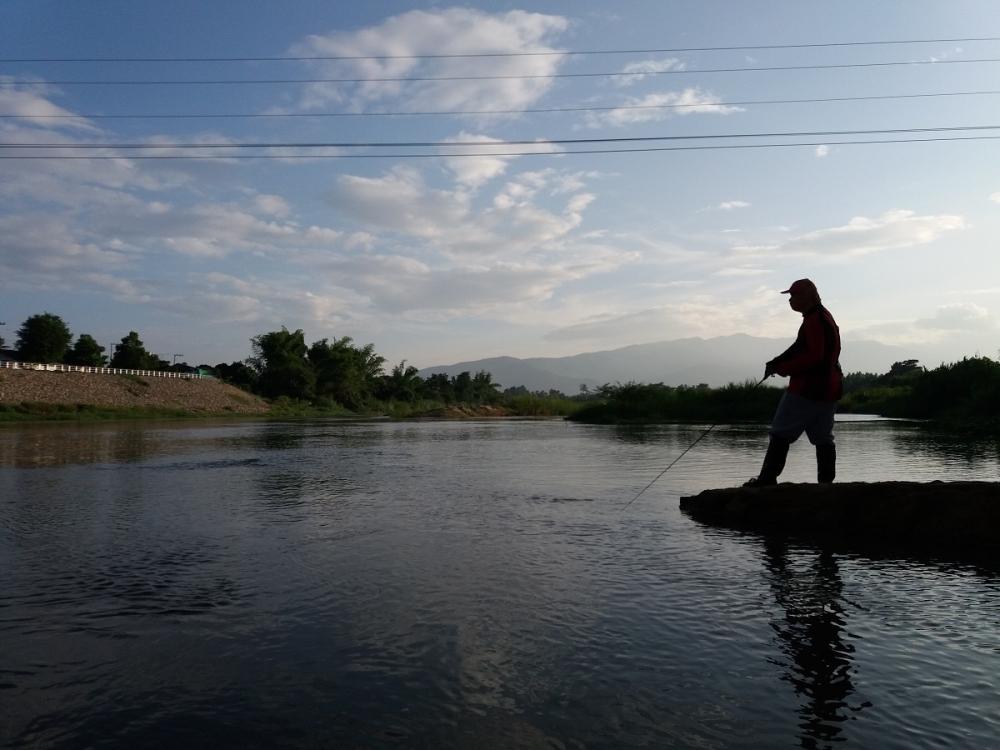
[751,435,791,485]
[806,401,837,483]
[815,444,836,483]
[746,393,804,486]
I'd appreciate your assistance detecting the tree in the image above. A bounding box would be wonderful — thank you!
[422,372,454,402]
[378,360,422,402]
[251,327,315,400]
[308,336,384,408]
[886,359,923,379]
[471,370,501,404]
[111,331,157,369]
[452,371,473,402]
[16,312,72,363]
[65,334,107,366]
[214,361,258,391]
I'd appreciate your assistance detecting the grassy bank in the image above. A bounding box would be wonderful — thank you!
[0,394,585,424]
[265,393,582,419]
[569,381,783,424]
[0,402,198,423]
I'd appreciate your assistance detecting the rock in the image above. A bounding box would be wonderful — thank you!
[679,482,1000,561]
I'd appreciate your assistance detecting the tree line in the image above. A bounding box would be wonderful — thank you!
[838,356,1000,428]
[2,312,175,370]
[2,312,553,412]
[235,326,505,409]
[10,311,994,426]
[569,357,1000,429]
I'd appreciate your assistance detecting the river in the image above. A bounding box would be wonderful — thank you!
[1,418,998,749]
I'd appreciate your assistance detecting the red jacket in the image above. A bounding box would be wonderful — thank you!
[770,304,843,401]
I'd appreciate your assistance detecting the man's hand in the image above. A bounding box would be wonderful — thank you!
[764,360,778,378]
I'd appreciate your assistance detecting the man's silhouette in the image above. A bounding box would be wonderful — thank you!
[746,279,842,486]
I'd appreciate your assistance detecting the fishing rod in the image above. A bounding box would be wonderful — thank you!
[620,374,770,514]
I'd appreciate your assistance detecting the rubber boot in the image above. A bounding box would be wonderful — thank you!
[744,436,790,486]
[816,444,836,484]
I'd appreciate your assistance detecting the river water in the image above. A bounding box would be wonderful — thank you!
[1,418,998,749]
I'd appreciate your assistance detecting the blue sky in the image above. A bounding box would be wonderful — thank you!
[2,1,999,370]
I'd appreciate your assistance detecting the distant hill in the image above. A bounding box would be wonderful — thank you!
[419,334,915,393]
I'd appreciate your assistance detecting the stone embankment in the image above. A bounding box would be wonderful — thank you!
[680,482,1000,560]
[0,369,269,415]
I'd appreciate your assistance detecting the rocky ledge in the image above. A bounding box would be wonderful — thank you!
[680,482,1000,560]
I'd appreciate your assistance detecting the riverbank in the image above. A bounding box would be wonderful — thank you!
[0,369,270,421]
[0,369,576,422]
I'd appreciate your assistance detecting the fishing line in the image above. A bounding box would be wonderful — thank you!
[620,375,770,514]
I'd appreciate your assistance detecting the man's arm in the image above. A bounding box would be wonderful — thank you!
[769,316,825,376]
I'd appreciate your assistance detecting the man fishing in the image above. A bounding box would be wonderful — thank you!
[745,279,843,486]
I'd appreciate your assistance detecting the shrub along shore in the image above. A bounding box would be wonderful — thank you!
[0,369,582,423]
[568,357,1000,432]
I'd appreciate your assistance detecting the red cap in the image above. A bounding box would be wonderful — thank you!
[781,278,818,296]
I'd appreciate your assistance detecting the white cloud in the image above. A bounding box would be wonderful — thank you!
[585,88,741,127]
[544,286,780,345]
[917,303,996,331]
[329,165,603,263]
[731,210,964,261]
[815,145,830,158]
[331,166,472,240]
[0,83,100,133]
[788,210,964,257]
[990,192,1000,204]
[330,255,572,315]
[849,303,999,348]
[612,58,686,87]
[718,200,750,211]
[732,243,780,253]
[288,8,569,116]
[441,132,514,188]
[715,267,770,277]
[178,271,368,326]
[0,214,130,276]
[254,194,291,217]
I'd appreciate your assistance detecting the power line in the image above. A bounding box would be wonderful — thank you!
[5,89,1000,120]
[10,57,1000,85]
[2,134,998,159]
[3,35,999,62]
[7,124,1000,150]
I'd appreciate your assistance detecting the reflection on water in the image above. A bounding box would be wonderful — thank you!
[763,540,869,749]
[1,419,999,748]
[0,423,158,467]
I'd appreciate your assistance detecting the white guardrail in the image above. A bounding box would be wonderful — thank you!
[0,361,204,379]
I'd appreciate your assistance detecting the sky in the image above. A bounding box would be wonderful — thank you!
[2,1,1000,370]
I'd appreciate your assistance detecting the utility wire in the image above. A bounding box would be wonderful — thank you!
[8,124,1000,150]
[3,35,1000,62]
[2,134,998,159]
[10,56,1000,85]
[5,89,1000,120]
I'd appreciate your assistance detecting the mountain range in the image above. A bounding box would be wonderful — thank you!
[418,334,915,393]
